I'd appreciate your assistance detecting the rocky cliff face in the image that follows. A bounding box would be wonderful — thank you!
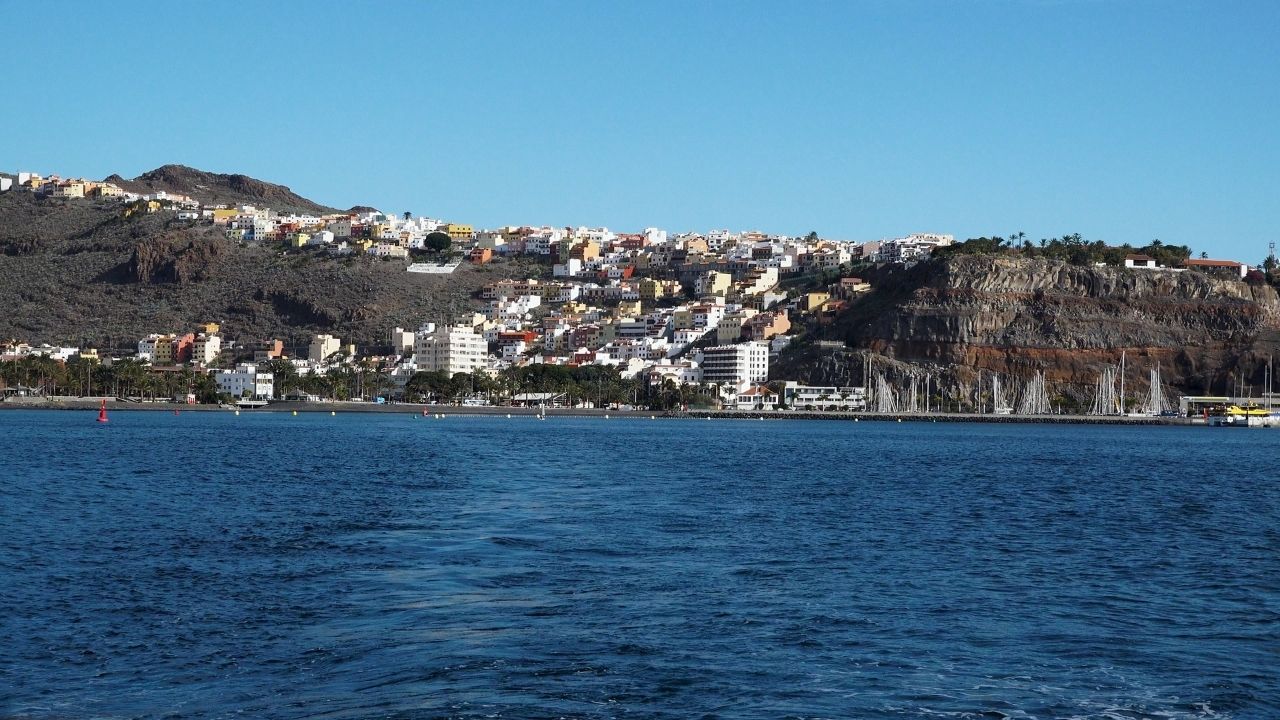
[807,255,1280,399]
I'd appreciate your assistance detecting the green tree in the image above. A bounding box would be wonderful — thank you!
[261,359,300,399]
[424,231,452,253]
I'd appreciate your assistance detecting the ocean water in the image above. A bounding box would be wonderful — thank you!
[2,410,1278,720]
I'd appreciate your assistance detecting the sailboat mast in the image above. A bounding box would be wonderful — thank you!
[1119,351,1126,415]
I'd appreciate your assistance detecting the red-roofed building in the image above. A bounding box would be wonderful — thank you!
[733,384,779,410]
[1181,258,1248,278]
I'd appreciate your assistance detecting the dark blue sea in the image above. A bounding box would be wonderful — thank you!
[2,410,1278,719]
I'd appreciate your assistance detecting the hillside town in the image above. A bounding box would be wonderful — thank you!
[0,169,1260,413]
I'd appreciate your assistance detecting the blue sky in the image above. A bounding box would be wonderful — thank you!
[4,1,1277,259]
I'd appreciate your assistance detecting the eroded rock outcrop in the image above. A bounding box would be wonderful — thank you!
[820,255,1280,398]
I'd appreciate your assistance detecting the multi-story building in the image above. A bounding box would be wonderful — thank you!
[161,333,195,365]
[192,333,222,366]
[414,325,487,376]
[700,342,769,387]
[445,223,474,241]
[716,308,758,344]
[137,334,162,361]
[391,327,415,355]
[309,334,341,362]
[742,309,790,342]
[214,363,274,399]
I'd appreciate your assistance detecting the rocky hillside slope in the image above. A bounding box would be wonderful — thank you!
[0,189,540,353]
[784,255,1280,400]
[105,164,337,215]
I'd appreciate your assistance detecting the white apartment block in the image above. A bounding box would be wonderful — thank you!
[700,342,769,387]
[192,333,222,365]
[214,363,274,399]
[414,325,487,376]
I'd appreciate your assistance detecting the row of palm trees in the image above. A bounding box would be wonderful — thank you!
[3,354,697,409]
[2,356,221,401]
[258,359,395,401]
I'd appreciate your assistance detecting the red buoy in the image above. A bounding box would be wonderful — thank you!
[97,399,109,423]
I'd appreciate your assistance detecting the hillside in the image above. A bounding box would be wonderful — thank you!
[104,164,338,215]
[778,255,1280,402]
[0,189,541,353]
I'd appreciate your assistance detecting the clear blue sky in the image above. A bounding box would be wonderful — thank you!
[4,1,1277,260]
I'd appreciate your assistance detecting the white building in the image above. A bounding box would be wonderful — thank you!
[137,334,162,361]
[0,178,12,193]
[414,325,488,376]
[192,333,222,366]
[309,334,341,362]
[700,342,769,387]
[391,327,415,354]
[876,233,954,264]
[781,382,867,411]
[733,384,780,410]
[214,363,274,399]
[646,359,702,386]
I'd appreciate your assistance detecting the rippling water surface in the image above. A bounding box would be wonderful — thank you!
[2,410,1278,719]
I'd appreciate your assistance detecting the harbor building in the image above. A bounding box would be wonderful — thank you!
[214,363,274,399]
[700,342,769,387]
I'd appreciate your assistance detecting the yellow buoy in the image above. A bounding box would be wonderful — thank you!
[330,411,336,416]
[292,410,298,416]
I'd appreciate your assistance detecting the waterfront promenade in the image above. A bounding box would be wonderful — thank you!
[0,396,1198,425]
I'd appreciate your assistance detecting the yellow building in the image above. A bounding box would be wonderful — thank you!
[638,278,664,304]
[639,278,683,304]
[152,335,177,365]
[569,240,600,261]
[802,292,831,312]
[699,271,732,296]
[211,209,239,225]
[288,232,311,248]
[91,183,124,198]
[54,182,86,198]
[200,322,221,334]
[445,224,474,241]
[615,300,642,318]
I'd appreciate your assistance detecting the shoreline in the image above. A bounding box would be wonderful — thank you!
[0,398,1200,425]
